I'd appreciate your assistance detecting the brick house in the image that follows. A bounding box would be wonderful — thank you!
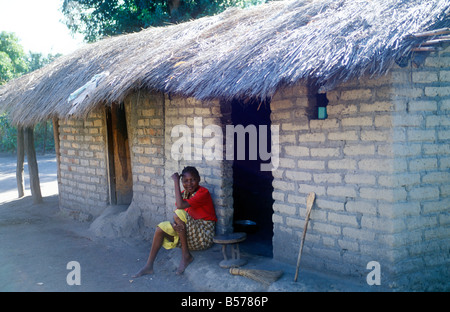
[1,0,449,290]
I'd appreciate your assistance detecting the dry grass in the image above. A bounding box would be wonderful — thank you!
[1,0,449,126]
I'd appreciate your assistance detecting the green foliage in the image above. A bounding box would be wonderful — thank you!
[0,32,61,84]
[62,0,270,42]
[0,32,60,154]
[32,121,55,154]
[0,31,29,84]
[0,51,15,84]
[0,114,17,152]
[0,115,55,154]
[27,52,62,72]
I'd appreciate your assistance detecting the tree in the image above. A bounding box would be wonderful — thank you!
[27,52,62,72]
[0,32,58,202]
[0,32,60,84]
[62,0,269,42]
[1,37,60,155]
[0,31,28,84]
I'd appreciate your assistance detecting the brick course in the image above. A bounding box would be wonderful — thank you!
[58,112,109,220]
[270,48,450,289]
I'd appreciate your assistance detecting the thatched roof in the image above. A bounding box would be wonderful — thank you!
[1,0,450,126]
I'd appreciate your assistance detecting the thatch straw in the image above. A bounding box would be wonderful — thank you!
[1,0,449,126]
[230,268,284,286]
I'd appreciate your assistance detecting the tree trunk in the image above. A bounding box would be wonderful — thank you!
[16,126,25,198]
[168,0,181,14]
[52,118,61,188]
[24,127,43,204]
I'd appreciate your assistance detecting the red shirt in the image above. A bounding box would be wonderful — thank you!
[182,186,217,222]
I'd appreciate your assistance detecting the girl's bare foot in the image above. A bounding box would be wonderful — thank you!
[176,255,194,275]
[132,265,154,278]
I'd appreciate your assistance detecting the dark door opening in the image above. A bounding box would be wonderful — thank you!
[106,104,133,206]
[231,98,274,257]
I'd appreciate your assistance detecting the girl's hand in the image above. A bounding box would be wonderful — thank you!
[171,172,180,181]
[173,222,185,234]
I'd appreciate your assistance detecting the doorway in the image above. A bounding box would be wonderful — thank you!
[106,104,133,206]
[231,98,274,257]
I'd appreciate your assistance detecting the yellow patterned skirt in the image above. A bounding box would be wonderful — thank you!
[158,209,215,251]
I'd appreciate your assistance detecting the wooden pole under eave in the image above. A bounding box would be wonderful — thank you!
[24,126,43,204]
[52,117,61,188]
[16,126,25,198]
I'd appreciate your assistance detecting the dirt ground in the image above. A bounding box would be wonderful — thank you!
[0,154,198,292]
[0,153,378,294]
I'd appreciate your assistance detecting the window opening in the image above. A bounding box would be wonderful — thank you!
[315,92,329,120]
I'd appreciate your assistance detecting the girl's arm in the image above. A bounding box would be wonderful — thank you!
[172,172,190,210]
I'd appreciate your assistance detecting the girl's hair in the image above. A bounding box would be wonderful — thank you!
[181,166,200,180]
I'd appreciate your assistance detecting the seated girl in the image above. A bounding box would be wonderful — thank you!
[133,166,217,277]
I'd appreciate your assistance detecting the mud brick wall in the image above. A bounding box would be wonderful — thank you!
[58,111,109,220]
[102,92,233,237]
[57,91,234,237]
[164,95,234,235]
[122,91,166,237]
[387,50,450,288]
[270,49,449,289]
[270,80,392,278]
